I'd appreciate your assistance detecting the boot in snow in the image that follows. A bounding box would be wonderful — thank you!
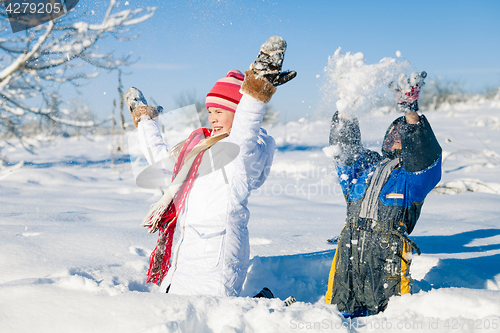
[254,287,274,299]
[284,296,297,307]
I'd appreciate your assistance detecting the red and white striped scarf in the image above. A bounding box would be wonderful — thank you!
[145,128,215,285]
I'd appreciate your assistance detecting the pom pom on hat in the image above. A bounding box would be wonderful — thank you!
[206,70,244,113]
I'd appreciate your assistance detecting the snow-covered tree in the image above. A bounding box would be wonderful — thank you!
[0,0,155,140]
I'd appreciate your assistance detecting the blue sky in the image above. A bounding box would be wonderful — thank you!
[69,0,500,122]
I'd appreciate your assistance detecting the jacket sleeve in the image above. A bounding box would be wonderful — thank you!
[403,155,442,234]
[227,94,276,192]
[329,111,382,199]
[329,111,363,166]
[400,116,442,233]
[137,119,170,165]
[401,115,442,172]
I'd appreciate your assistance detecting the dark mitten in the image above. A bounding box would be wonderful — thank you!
[250,36,297,87]
[241,36,296,102]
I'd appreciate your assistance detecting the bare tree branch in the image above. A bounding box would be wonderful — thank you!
[0,21,54,80]
[0,1,156,140]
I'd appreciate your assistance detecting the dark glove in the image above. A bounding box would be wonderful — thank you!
[389,71,427,112]
[250,36,297,87]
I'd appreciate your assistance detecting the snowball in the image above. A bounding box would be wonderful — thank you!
[322,47,410,117]
[336,99,350,113]
[322,145,341,158]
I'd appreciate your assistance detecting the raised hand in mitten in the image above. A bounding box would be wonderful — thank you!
[241,36,296,103]
[389,71,427,113]
[125,87,163,128]
[250,36,297,87]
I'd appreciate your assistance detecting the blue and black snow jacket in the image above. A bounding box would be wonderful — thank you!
[325,112,442,315]
[330,112,442,235]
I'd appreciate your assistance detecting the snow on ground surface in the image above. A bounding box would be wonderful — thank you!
[2,99,500,332]
[0,55,500,333]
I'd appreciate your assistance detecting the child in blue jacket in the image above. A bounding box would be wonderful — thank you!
[325,72,442,316]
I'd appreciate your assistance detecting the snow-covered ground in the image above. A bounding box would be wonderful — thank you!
[1,97,500,332]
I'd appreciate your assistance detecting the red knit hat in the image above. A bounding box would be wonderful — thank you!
[205,70,244,113]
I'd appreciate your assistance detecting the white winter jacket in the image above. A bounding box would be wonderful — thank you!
[137,95,275,296]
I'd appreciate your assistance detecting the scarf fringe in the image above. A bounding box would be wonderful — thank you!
[141,183,180,233]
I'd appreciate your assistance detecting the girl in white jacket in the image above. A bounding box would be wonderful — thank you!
[127,36,296,297]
